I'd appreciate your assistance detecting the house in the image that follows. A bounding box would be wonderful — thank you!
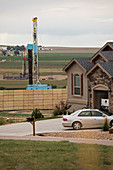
[63,42,113,113]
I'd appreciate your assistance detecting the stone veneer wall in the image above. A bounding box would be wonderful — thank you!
[88,67,113,112]
[93,55,105,64]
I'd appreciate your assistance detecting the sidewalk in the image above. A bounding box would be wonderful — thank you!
[0,135,113,146]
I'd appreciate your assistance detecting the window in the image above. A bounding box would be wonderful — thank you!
[91,111,102,116]
[78,111,91,116]
[74,74,80,95]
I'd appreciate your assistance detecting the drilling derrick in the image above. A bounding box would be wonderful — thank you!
[32,17,39,84]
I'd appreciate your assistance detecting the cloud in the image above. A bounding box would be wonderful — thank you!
[0,0,113,46]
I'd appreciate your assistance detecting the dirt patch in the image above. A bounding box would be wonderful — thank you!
[42,130,113,140]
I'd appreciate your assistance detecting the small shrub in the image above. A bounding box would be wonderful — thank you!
[0,117,6,125]
[102,117,109,131]
[53,101,71,116]
[51,84,57,89]
[31,109,44,119]
[53,110,59,116]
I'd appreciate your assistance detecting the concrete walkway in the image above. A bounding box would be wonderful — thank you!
[0,135,113,146]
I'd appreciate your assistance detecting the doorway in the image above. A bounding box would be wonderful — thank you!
[94,90,108,110]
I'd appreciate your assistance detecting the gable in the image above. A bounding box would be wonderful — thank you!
[86,63,112,78]
[91,53,107,64]
[90,42,113,63]
[63,58,86,72]
[102,45,113,51]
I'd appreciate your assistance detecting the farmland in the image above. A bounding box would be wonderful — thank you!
[0,47,99,89]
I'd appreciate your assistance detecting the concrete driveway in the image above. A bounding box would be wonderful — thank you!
[0,118,69,136]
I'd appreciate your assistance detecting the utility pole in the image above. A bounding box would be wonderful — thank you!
[32,17,40,84]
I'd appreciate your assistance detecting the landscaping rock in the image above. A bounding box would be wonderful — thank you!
[109,127,113,134]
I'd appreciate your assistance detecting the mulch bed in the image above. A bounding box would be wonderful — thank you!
[41,130,113,140]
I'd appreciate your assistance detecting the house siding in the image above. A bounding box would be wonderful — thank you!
[66,62,88,112]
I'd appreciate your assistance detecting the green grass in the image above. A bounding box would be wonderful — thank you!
[0,80,28,88]
[38,53,94,61]
[0,140,113,170]
[0,79,67,89]
[0,112,30,118]
[40,79,67,88]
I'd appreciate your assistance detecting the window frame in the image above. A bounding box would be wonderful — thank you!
[91,111,103,117]
[78,111,91,117]
[73,74,81,96]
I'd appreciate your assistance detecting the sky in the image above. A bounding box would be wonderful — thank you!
[0,0,113,47]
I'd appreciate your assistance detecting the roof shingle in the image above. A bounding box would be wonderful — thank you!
[99,62,113,76]
[75,58,94,71]
[100,51,113,61]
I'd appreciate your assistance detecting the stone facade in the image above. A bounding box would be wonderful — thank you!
[88,67,113,113]
[93,55,105,64]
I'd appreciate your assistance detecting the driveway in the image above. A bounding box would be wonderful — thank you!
[0,118,68,136]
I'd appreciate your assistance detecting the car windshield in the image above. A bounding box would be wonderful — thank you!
[71,110,80,116]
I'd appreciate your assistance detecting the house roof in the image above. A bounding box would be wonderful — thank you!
[75,58,94,71]
[63,58,94,72]
[108,42,113,48]
[99,62,113,76]
[86,62,113,78]
[90,42,113,62]
[99,51,113,61]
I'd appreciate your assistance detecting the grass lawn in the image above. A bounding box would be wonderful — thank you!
[0,140,113,170]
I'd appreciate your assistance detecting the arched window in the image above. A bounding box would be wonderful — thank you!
[74,74,80,95]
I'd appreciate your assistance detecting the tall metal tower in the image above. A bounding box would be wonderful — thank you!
[32,17,40,84]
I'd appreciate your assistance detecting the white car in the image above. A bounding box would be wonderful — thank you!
[62,109,113,130]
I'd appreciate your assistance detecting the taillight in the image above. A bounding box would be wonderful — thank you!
[63,118,67,121]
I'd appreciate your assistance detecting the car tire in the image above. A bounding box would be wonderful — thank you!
[110,120,113,127]
[73,122,82,130]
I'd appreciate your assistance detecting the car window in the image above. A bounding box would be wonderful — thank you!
[78,111,91,116]
[91,111,103,116]
[71,110,80,116]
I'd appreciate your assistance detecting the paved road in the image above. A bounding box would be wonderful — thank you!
[0,118,69,136]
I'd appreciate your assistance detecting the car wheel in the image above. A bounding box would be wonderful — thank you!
[73,122,81,130]
[110,120,113,127]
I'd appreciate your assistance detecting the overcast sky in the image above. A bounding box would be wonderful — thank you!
[0,0,113,47]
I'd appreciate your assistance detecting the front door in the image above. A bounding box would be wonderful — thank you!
[94,90,108,110]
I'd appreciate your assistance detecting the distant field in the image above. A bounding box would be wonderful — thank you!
[0,47,99,61]
[0,53,93,61]
[0,79,67,89]
[0,80,28,88]
[0,47,98,89]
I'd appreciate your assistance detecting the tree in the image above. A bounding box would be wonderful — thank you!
[2,50,6,56]
[14,50,20,56]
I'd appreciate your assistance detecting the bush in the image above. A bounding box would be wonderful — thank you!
[53,101,71,116]
[31,109,44,119]
[102,117,109,131]
[53,110,59,116]
[0,117,6,125]
[51,84,57,89]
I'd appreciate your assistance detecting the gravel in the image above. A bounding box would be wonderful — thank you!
[42,130,113,140]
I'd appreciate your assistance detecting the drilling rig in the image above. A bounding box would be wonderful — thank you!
[26,17,51,90]
[32,17,40,84]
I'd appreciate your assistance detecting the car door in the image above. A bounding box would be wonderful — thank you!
[91,111,105,127]
[78,111,92,128]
